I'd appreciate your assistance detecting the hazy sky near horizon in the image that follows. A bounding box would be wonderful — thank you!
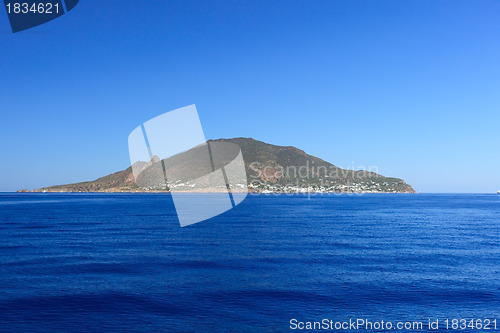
[1,0,499,192]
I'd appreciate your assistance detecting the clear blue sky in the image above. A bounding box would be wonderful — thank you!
[1,0,499,193]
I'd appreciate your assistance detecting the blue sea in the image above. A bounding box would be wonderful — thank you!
[0,193,499,332]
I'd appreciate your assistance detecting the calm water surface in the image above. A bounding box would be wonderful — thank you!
[0,193,499,332]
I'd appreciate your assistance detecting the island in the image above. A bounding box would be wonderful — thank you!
[19,138,416,194]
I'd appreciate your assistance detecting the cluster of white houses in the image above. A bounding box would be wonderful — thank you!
[248,180,402,193]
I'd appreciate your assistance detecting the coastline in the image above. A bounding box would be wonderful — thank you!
[16,189,418,194]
